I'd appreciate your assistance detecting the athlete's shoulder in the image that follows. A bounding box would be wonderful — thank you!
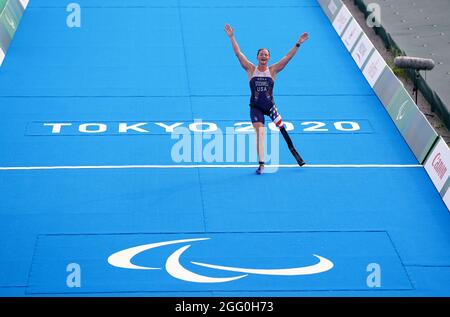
[269,65,277,80]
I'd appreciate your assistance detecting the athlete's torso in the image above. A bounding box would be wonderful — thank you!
[249,67,275,111]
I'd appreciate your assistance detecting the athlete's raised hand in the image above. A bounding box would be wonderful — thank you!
[298,32,309,45]
[224,24,253,71]
[224,24,234,38]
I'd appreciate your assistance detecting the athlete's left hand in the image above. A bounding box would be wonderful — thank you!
[298,32,309,44]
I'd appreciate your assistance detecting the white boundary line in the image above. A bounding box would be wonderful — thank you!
[0,164,423,171]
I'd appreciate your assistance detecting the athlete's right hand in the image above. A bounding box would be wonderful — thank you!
[224,24,234,37]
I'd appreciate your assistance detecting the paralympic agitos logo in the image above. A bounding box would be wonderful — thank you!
[107,238,334,283]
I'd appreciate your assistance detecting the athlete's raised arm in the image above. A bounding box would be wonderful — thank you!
[271,32,309,75]
[224,24,254,72]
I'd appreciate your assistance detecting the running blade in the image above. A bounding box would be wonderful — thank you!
[290,148,305,167]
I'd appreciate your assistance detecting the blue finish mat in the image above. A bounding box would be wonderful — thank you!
[27,232,411,294]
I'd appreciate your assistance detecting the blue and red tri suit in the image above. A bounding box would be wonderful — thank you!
[249,67,283,127]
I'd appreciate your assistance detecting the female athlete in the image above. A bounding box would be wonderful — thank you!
[224,24,308,174]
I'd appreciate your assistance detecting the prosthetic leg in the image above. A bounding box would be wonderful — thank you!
[280,126,305,166]
[270,106,305,167]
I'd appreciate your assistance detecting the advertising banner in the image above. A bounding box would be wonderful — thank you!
[373,67,403,108]
[442,186,450,212]
[317,0,343,21]
[362,49,387,88]
[0,0,27,66]
[342,18,363,52]
[351,33,374,69]
[332,5,352,36]
[387,88,438,163]
[424,137,450,193]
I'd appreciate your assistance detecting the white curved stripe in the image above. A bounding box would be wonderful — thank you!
[107,238,209,270]
[165,245,248,283]
[192,254,333,276]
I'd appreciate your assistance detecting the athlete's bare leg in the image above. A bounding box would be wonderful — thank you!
[253,122,265,174]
